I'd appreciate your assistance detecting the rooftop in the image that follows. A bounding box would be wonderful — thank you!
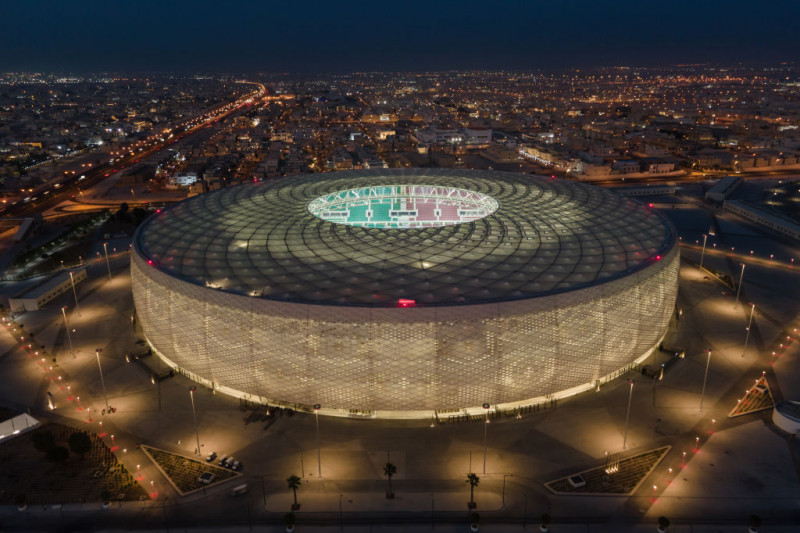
[134,169,675,306]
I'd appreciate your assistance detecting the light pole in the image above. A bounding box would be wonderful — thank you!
[69,271,81,316]
[482,402,490,475]
[700,349,712,411]
[733,263,745,308]
[103,242,112,280]
[188,386,201,456]
[314,404,322,478]
[502,474,512,504]
[338,493,343,532]
[699,233,708,269]
[742,304,755,358]
[95,348,109,412]
[61,306,75,358]
[622,379,635,449]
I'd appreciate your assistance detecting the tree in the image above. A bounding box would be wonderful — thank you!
[466,473,479,508]
[283,512,296,533]
[657,516,670,533]
[749,515,761,533]
[470,512,480,531]
[100,489,111,502]
[383,462,396,498]
[287,474,301,510]
[68,432,92,458]
[46,445,69,462]
[32,430,55,453]
[132,207,147,224]
[540,513,551,532]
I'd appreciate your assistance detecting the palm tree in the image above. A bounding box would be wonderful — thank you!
[466,473,479,508]
[540,513,551,532]
[286,474,301,510]
[383,462,396,498]
[283,512,296,533]
[68,431,92,459]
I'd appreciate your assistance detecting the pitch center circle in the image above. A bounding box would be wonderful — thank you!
[308,184,498,229]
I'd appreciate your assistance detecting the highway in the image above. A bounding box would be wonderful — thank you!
[0,81,266,218]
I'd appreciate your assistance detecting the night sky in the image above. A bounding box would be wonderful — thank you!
[4,0,800,73]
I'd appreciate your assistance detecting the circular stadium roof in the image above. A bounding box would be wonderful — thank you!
[134,169,675,306]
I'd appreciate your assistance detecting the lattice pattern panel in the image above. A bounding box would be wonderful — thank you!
[131,245,678,413]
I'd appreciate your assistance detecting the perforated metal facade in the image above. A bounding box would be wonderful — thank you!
[131,170,679,418]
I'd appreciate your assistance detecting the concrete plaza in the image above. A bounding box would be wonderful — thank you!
[0,200,799,532]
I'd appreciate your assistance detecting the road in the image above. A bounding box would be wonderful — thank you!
[0,81,266,219]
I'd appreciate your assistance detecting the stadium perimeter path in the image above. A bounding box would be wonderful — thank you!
[2,207,800,530]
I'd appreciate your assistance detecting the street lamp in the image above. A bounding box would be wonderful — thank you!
[733,263,745,308]
[482,402,490,475]
[188,386,201,456]
[69,271,81,316]
[314,404,322,478]
[61,306,75,358]
[699,233,708,269]
[742,304,756,358]
[502,474,513,504]
[622,379,635,449]
[700,349,712,411]
[103,242,112,280]
[95,348,109,412]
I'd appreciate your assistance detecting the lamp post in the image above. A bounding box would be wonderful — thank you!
[188,386,201,456]
[742,304,755,358]
[699,233,708,269]
[103,242,112,280]
[314,404,322,478]
[69,271,81,316]
[95,348,109,412]
[502,474,512,504]
[482,402,490,475]
[61,306,75,358]
[700,349,712,411]
[733,263,745,308]
[622,379,635,449]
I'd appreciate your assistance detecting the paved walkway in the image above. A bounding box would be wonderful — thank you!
[2,203,800,532]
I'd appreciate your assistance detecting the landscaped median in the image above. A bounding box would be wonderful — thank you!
[0,419,147,506]
[546,446,670,495]
[140,445,241,496]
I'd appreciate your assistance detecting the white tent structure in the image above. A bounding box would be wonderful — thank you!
[0,413,40,443]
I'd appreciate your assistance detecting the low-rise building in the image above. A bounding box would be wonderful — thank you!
[9,268,87,313]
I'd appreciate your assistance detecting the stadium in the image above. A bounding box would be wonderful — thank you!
[131,169,679,419]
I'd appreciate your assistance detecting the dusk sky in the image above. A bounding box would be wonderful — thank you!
[4,0,800,72]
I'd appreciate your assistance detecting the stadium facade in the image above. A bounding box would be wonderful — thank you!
[131,169,679,418]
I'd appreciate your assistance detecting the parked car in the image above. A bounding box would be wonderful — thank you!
[206,451,218,462]
[231,460,241,471]
[230,484,247,496]
[218,455,231,467]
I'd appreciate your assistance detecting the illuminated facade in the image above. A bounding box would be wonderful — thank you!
[131,169,679,418]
